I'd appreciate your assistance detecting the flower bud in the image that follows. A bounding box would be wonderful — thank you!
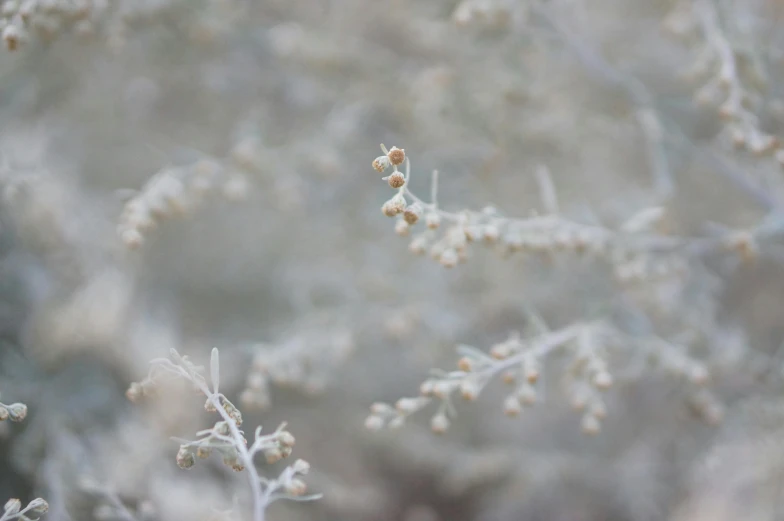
[265,448,283,464]
[403,203,423,224]
[439,248,458,268]
[6,403,26,422]
[4,498,21,515]
[430,413,450,434]
[176,446,195,469]
[382,194,406,217]
[387,171,406,188]
[28,498,49,515]
[503,395,522,416]
[125,382,144,402]
[387,146,405,166]
[395,219,410,236]
[372,155,390,172]
[425,213,441,229]
[364,415,384,431]
[292,458,311,474]
[285,478,308,496]
[196,446,212,459]
[592,371,613,390]
[277,430,296,447]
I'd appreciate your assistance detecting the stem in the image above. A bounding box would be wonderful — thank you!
[489,325,584,375]
[193,380,266,521]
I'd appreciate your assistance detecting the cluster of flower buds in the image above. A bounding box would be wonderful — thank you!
[0,400,27,422]
[671,0,783,162]
[3,497,48,521]
[373,146,695,274]
[366,319,718,436]
[129,347,320,514]
[365,326,584,435]
[239,325,355,410]
[175,420,298,473]
[0,0,100,51]
[117,157,249,249]
[205,396,244,426]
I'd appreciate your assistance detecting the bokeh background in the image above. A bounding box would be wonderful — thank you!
[2,0,784,520]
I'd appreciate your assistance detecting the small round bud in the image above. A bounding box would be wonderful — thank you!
[387,147,405,166]
[364,415,384,431]
[6,403,27,422]
[396,397,424,414]
[523,358,540,384]
[264,448,283,464]
[4,498,21,515]
[382,195,406,217]
[215,421,231,435]
[457,357,474,372]
[425,213,441,229]
[125,382,144,402]
[483,225,501,243]
[372,155,390,172]
[430,413,450,434]
[439,248,458,268]
[490,342,511,359]
[222,400,243,426]
[0,407,7,421]
[432,380,456,399]
[387,171,406,188]
[404,204,423,225]
[3,25,21,51]
[278,430,296,447]
[409,235,429,255]
[516,384,537,406]
[592,371,613,390]
[581,414,601,435]
[419,380,436,396]
[176,446,195,469]
[293,458,311,474]
[285,478,308,496]
[28,498,49,515]
[196,446,212,459]
[570,390,589,412]
[395,219,410,236]
[503,395,522,416]
[501,370,516,384]
[370,402,394,415]
[590,401,607,420]
[120,228,144,249]
[459,378,480,401]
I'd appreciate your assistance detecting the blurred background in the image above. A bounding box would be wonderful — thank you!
[1,0,784,520]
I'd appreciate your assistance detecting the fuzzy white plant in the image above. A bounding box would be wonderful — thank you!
[127,348,320,521]
[1,498,48,521]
